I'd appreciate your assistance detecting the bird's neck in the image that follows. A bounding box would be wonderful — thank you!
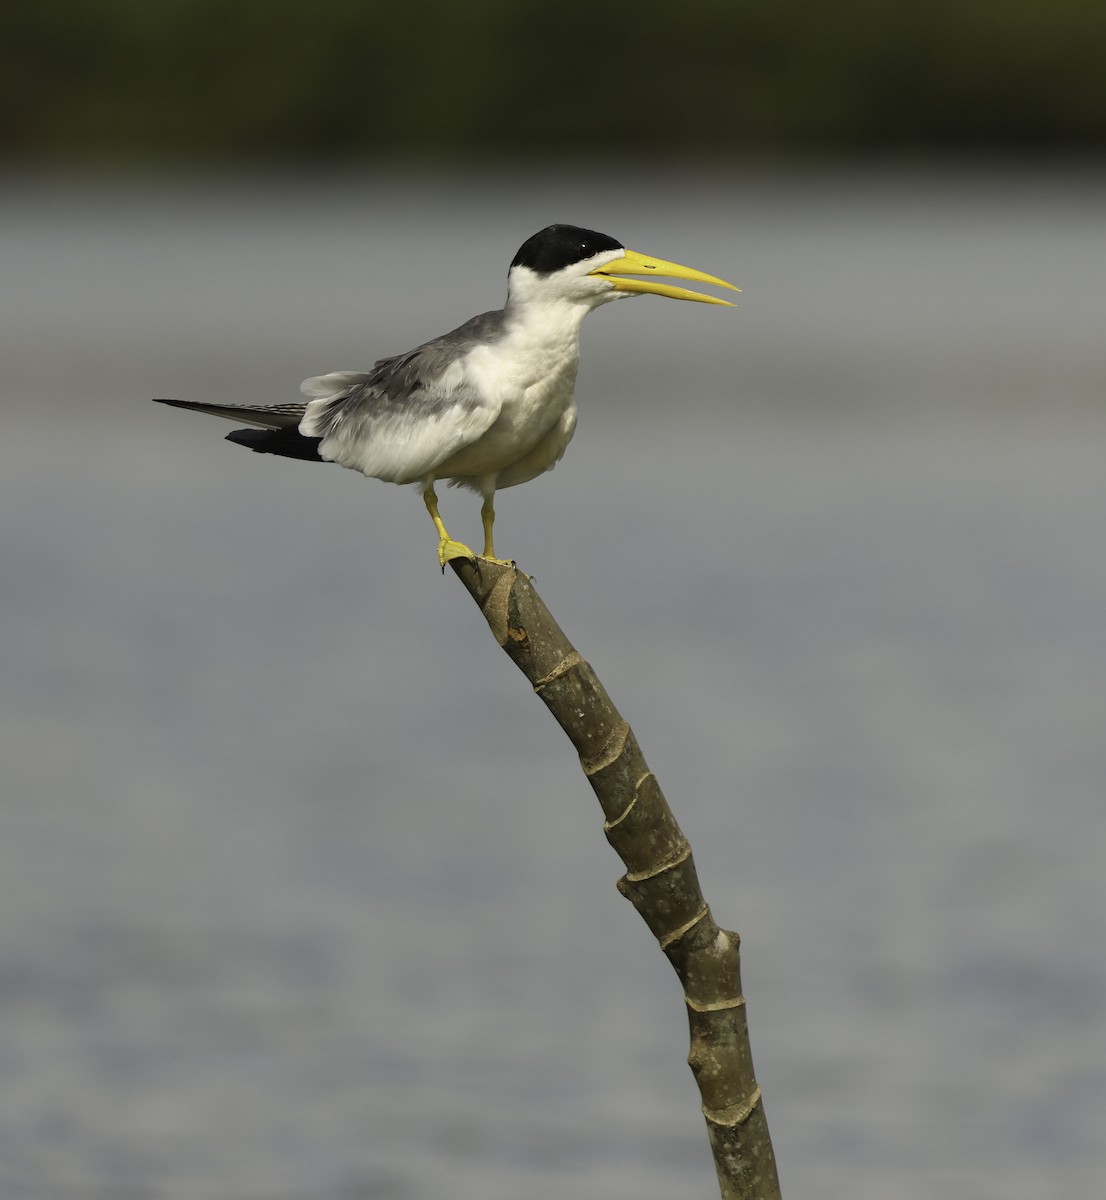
[501,293,592,356]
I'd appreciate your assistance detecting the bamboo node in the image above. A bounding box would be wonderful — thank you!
[703,1087,762,1128]
[659,904,710,948]
[622,839,691,883]
[582,720,631,777]
[534,650,585,691]
[686,994,747,1014]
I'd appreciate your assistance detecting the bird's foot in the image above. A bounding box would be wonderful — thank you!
[436,538,520,576]
[438,536,478,571]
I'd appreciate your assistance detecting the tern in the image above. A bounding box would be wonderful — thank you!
[154,224,738,567]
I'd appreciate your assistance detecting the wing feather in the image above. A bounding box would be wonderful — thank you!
[300,311,507,484]
[152,398,307,429]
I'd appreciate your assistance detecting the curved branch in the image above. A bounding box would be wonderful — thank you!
[451,559,782,1200]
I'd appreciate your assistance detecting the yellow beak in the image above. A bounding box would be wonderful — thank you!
[587,248,739,306]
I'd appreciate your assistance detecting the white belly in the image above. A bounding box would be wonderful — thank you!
[433,334,580,485]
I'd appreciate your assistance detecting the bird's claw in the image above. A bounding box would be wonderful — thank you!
[437,537,478,572]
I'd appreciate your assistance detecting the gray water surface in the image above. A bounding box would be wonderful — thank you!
[2,167,1104,1199]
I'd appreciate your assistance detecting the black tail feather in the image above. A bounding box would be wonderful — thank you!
[225,427,325,462]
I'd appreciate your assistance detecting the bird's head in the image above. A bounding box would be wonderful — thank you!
[507,224,739,312]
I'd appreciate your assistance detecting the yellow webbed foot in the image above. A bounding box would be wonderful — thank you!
[425,487,515,573]
[438,536,478,570]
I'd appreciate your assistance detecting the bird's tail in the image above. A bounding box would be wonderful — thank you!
[152,398,325,462]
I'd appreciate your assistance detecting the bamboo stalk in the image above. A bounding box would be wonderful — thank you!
[450,558,782,1200]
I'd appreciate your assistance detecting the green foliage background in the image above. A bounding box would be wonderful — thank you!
[3,0,1103,161]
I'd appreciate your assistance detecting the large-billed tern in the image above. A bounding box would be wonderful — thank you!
[154,224,738,567]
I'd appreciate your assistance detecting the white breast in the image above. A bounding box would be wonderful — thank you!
[432,307,584,485]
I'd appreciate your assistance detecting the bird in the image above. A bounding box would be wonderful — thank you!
[154,224,738,568]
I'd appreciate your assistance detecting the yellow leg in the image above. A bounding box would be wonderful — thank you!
[480,495,514,566]
[423,487,476,568]
[481,496,496,558]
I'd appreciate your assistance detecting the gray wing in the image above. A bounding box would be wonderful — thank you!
[152,398,307,428]
[299,310,508,484]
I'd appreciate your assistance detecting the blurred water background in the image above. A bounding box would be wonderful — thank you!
[3,5,1106,1200]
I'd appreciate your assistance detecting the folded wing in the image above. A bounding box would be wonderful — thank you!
[300,312,506,484]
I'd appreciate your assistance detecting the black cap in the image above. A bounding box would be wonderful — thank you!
[510,225,623,275]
